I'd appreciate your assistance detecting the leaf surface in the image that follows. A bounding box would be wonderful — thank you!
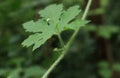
[22,4,88,50]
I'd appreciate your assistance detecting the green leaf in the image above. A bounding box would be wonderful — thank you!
[22,20,54,50]
[84,25,97,31]
[60,5,81,24]
[23,20,47,33]
[98,61,109,69]
[24,66,46,78]
[98,61,113,78]
[68,20,89,30]
[113,63,120,71]
[97,26,119,39]
[22,4,88,51]
[22,32,53,51]
[99,69,112,78]
[7,68,21,78]
[58,5,81,31]
[0,69,9,76]
[39,4,63,24]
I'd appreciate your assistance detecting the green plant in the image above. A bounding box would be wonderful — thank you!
[98,61,113,78]
[98,61,120,78]
[22,0,92,78]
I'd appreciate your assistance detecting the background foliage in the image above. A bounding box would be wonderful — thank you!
[0,0,120,78]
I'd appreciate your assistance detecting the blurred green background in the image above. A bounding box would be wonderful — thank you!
[0,0,120,78]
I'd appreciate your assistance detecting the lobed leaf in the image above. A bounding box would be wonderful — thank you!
[60,5,81,24]
[22,4,89,51]
[22,19,55,50]
[59,5,81,31]
[68,20,90,30]
[39,4,63,24]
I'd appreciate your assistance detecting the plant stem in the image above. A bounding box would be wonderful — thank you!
[42,50,65,78]
[66,0,92,48]
[57,33,65,50]
[41,0,92,78]
[56,24,65,49]
[81,0,92,20]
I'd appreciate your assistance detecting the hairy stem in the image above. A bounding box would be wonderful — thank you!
[41,0,92,78]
